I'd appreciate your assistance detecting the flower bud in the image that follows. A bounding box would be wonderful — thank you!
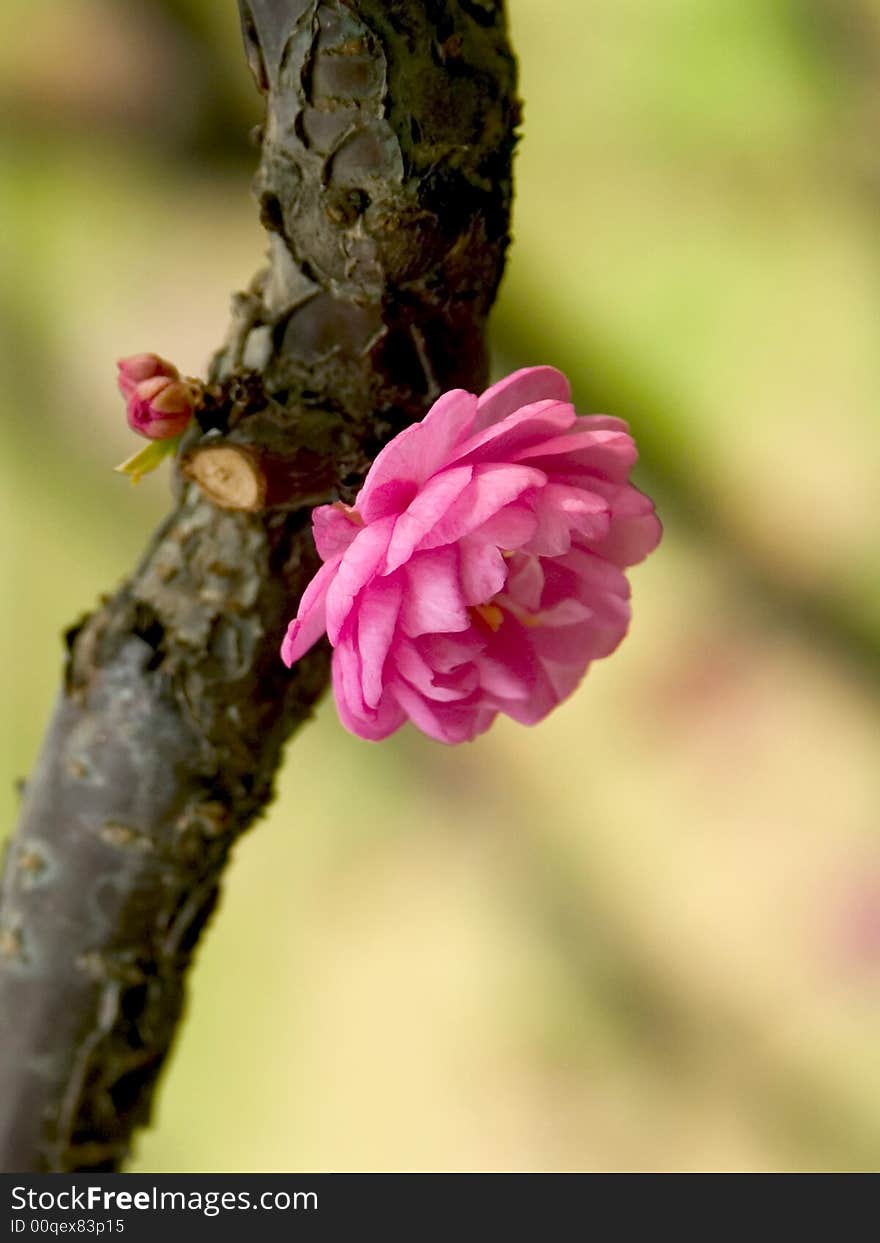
[117,352,178,400]
[126,375,196,440]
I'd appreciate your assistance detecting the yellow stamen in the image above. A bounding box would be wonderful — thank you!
[471,602,504,632]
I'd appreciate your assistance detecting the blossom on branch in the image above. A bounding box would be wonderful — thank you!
[117,352,178,400]
[117,353,198,441]
[282,367,661,744]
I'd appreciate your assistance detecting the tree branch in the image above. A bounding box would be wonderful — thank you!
[0,0,517,1173]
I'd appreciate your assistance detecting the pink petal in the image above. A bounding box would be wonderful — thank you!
[450,400,577,465]
[356,390,478,521]
[332,641,407,741]
[535,551,632,660]
[523,427,638,484]
[416,632,485,674]
[391,679,493,744]
[325,516,396,644]
[529,598,595,627]
[535,654,591,704]
[333,625,368,716]
[312,504,362,560]
[458,536,509,605]
[419,464,546,549]
[581,486,662,567]
[334,692,407,741]
[385,466,473,572]
[470,501,539,550]
[542,548,630,610]
[566,415,629,433]
[504,554,545,611]
[394,640,477,702]
[281,554,342,666]
[357,576,404,709]
[525,484,610,557]
[532,610,630,664]
[472,366,571,434]
[475,651,534,701]
[510,417,631,465]
[354,479,418,522]
[400,547,470,637]
[117,353,178,399]
[493,665,561,725]
[475,613,539,701]
[476,616,560,723]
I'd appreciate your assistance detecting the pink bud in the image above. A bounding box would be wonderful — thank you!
[126,375,196,440]
[117,353,178,400]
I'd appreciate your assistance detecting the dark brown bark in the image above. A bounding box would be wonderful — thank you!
[0,0,517,1173]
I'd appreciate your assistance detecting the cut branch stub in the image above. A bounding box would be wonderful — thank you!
[182,402,360,513]
[182,441,340,512]
[182,444,266,511]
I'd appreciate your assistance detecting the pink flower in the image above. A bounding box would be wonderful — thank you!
[282,367,661,744]
[117,354,196,440]
[117,353,178,399]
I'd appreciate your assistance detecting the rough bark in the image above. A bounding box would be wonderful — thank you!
[0,0,517,1173]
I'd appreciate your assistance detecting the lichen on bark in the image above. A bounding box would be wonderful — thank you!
[0,0,517,1172]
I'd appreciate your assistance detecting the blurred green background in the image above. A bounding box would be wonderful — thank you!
[2,0,880,1172]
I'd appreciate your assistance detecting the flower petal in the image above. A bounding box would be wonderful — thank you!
[451,400,577,465]
[470,501,539,550]
[596,508,662,567]
[419,464,546,549]
[312,504,363,560]
[400,547,470,637]
[458,536,509,606]
[332,636,407,741]
[475,615,559,722]
[416,631,484,674]
[357,575,404,709]
[525,484,610,557]
[391,678,494,744]
[281,554,342,666]
[510,416,631,464]
[580,486,662,567]
[475,650,534,701]
[394,640,478,702]
[522,426,638,483]
[356,390,478,521]
[472,366,571,433]
[325,516,395,644]
[504,554,545,611]
[385,466,473,572]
